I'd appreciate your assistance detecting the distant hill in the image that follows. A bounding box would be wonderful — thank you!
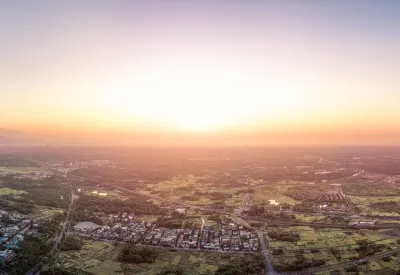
[0,128,41,146]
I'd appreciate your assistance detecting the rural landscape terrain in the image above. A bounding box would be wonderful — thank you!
[0,146,399,275]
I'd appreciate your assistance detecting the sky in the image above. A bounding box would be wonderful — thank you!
[1,0,400,146]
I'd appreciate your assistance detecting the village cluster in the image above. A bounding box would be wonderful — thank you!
[73,212,260,252]
[0,211,31,264]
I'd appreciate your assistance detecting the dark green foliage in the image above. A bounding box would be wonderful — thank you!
[37,214,64,236]
[61,235,83,251]
[272,248,284,255]
[41,267,92,275]
[269,231,300,242]
[342,182,400,196]
[0,200,35,215]
[274,255,325,272]
[73,195,165,216]
[156,217,183,229]
[370,201,400,213]
[117,245,157,263]
[330,248,341,260]
[1,175,70,208]
[245,206,295,221]
[10,235,52,274]
[157,266,185,275]
[214,254,266,275]
[355,239,386,258]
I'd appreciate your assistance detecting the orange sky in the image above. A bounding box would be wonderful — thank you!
[1,1,400,146]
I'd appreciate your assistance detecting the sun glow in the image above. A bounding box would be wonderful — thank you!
[85,61,303,131]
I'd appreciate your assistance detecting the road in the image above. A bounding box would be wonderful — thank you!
[33,172,76,274]
[286,248,400,275]
[339,187,358,216]
[245,217,400,229]
[24,159,77,275]
[256,229,275,275]
[39,172,399,275]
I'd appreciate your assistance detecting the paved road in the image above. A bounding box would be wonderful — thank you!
[256,229,275,275]
[24,160,76,275]
[246,217,400,229]
[33,172,76,274]
[51,172,400,275]
[286,248,400,275]
[339,187,358,216]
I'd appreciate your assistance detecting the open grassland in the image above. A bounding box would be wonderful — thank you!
[85,189,130,201]
[139,174,247,209]
[58,240,122,275]
[57,239,256,275]
[349,195,400,216]
[295,214,331,223]
[0,187,27,199]
[0,166,51,175]
[356,256,400,274]
[342,182,400,196]
[28,206,64,221]
[253,183,299,206]
[269,226,400,272]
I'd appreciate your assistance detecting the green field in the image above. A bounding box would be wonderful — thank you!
[268,226,400,272]
[349,195,400,216]
[57,239,256,275]
[342,182,400,196]
[357,256,400,274]
[28,206,65,221]
[138,174,247,209]
[295,214,330,223]
[253,183,300,206]
[0,166,51,175]
[0,187,27,199]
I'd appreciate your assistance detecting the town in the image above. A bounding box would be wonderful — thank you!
[0,211,32,264]
[73,212,260,252]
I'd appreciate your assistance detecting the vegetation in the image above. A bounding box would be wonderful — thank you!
[156,266,185,275]
[285,185,343,203]
[269,231,300,242]
[0,174,70,208]
[274,255,325,273]
[117,245,158,264]
[9,235,51,274]
[214,254,266,275]
[73,195,165,216]
[245,206,296,221]
[355,240,387,258]
[343,182,400,196]
[61,235,83,251]
[0,199,35,215]
[41,268,92,275]
[37,214,64,237]
[370,201,400,213]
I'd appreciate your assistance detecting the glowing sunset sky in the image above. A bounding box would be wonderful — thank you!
[1,1,400,145]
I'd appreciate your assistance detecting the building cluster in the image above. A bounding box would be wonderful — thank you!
[143,223,259,252]
[143,228,199,248]
[74,212,150,243]
[73,212,260,253]
[201,224,221,250]
[13,172,50,181]
[176,228,199,249]
[221,222,259,252]
[0,211,31,264]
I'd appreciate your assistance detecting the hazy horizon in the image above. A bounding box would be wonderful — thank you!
[2,1,400,146]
